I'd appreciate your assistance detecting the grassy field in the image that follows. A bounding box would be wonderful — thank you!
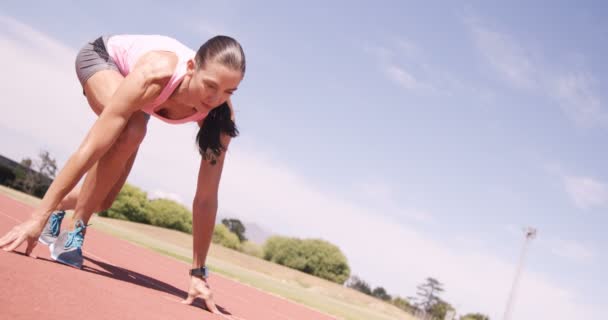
[0,185,415,320]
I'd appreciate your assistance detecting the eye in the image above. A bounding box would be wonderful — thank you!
[203,81,217,90]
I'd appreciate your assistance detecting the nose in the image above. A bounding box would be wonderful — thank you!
[206,94,224,107]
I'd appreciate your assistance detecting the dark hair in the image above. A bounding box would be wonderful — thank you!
[195,35,246,165]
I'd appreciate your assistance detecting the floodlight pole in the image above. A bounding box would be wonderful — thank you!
[503,227,537,320]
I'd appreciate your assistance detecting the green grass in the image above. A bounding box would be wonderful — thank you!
[0,185,414,320]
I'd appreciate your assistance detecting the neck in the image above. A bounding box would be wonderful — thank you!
[170,74,192,104]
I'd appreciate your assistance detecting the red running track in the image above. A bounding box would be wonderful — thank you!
[0,194,336,320]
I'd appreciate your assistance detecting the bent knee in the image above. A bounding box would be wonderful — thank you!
[96,200,115,213]
[115,113,149,149]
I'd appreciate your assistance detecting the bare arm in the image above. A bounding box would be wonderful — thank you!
[35,52,177,223]
[192,98,235,267]
[183,114,234,316]
[0,52,177,254]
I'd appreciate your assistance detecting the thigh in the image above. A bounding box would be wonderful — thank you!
[83,69,125,115]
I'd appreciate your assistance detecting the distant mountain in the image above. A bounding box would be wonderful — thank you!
[243,221,273,245]
[217,212,274,245]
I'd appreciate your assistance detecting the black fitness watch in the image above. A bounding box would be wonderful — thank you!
[189,266,209,279]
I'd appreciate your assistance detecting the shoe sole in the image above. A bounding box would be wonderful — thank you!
[38,237,55,246]
[49,242,83,270]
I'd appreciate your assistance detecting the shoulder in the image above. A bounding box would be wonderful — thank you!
[132,51,179,86]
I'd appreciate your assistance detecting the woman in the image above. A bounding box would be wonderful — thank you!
[0,34,245,317]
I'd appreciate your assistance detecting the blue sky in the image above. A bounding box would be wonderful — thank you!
[1,1,606,319]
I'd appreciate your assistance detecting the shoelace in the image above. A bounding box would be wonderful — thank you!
[64,221,91,249]
[49,212,65,236]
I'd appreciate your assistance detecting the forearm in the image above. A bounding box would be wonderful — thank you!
[191,198,218,268]
[34,114,127,222]
[34,150,97,222]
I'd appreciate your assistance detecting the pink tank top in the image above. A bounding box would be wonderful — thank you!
[105,34,208,124]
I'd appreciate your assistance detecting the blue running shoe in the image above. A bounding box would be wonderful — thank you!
[38,210,66,245]
[49,219,88,269]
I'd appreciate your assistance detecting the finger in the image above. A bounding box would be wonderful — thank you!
[202,295,222,314]
[25,238,38,259]
[0,231,17,248]
[3,235,25,252]
[1,233,18,251]
[180,292,196,305]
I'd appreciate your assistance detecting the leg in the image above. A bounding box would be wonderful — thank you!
[96,145,141,212]
[70,69,149,227]
[54,142,140,214]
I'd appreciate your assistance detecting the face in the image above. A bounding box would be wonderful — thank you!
[187,59,243,112]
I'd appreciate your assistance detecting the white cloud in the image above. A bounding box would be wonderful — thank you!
[469,23,538,89]
[218,145,597,320]
[365,40,494,100]
[353,181,434,224]
[395,38,422,59]
[549,239,596,263]
[563,175,608,209]
[467,18,606,127]
[400,208,434,223]
[364,45,432,92]
[0,15,602,320]
[0,14,94,166]
[149,190,186,205]
[195,21,232,37]
[552,72,606,126]
[384,64,434,92]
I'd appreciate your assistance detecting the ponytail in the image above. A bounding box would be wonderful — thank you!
[196,102,239,165]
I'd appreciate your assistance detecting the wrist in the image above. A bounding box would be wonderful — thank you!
[31,211,50,226]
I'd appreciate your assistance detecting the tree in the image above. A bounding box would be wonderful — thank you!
[212,224,241,250]
[427,299,454,320]
[372,286,392,301]
[12,158,34,194]
[37,150,57,180]
[11,151,57,196]
[147,198,192,233]
[391,296,413,312]
[99,183,150,223]
[460,313,490,320]
[221,218,247,242]
[345,275,372,295]
[415,277,444,313]
[263,236,351,284]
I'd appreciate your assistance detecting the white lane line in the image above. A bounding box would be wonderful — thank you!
[0,205,212,308]
[0,208,23,223]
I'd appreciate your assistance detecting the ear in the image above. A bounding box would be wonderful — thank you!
[187,58,196,75]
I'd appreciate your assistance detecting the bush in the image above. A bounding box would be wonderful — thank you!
[212,224,241,250]
[391,296,413,312]
[263,236,351,284]
[147,198,192,233]
[239,240,264,258]
[99,183,150,223]
[346,275,373,295]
